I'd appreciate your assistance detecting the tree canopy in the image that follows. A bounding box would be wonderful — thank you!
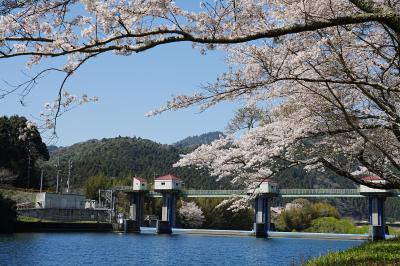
[178,201,205,228]
[0,193,16,233]
[0,115,49,187]
[1,1,400,188]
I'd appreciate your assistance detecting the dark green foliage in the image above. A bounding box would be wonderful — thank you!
[0,193,17,233]
[47,145,60,153]
[193,198,253,230]
[385,198,400,220]
[45,136,232,191]
[275,200,340,231]
[173,131,225,148]
[305,217,368,234]
[0,115,49,187]
[144,198,163,220]
[85,173,112,199]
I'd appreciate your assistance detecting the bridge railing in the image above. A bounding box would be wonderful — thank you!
[113,186,132,191]
[146,190,247,197]
[183,190,246,196]
[112,187,399,197]
[279,188,360,195]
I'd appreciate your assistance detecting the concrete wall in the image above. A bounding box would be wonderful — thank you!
[359,185,391,194]
[259,183,278,194]
[154,180,182,190]
[15,221,113,232]
[36,193,85,209]
[18,208,110,222]
[132,180,147,191]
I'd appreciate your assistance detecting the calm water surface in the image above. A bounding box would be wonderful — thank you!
[0,232,362,266]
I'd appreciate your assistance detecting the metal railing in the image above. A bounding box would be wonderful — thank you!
[280,188,360,195]
[184,190,246,196]
[113,186,132,191]
[112,187,399,198]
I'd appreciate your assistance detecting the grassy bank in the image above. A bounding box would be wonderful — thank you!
[17,216,108,223]
[303,217,400,236]
[0,188,36,204]
[305,237,400,266]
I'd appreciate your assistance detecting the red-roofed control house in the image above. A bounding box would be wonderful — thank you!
[154,175,182,191]
[359,175,391,195]
[132,176,148,191]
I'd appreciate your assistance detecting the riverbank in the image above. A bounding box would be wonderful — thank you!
[152,228,370,240]
[15,221,113,232]
[305,237,400,265]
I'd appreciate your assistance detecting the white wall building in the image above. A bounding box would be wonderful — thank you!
[132,176,148,191]
[154,175,182,191]
[35,193,85,209]
[248,179,279,195]
[359,176,392,194]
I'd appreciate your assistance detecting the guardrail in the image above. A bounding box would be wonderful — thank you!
[112,187,400,198]
[184,190,246,196]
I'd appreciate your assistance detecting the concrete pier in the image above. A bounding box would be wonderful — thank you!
[154,175,182,234]
[121,192,145,233]
[250,179,278,238]
[123,192,145,233]
[359,175,395,241]
[368,196,386,241]
[129,193,145,222]
[254,197,271,237]
[123,219,140,233]
[156,192,177,234]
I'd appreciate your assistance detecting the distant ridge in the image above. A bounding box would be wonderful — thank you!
[173,131,226,148]
[44,135,232,190]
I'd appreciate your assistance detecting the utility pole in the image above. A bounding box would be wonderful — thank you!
[27,145,31,189]
[59,158,63,194]
[67,160,72,193]
[60,173,63,194]
[55,157,60,193]
[40,169,44,193]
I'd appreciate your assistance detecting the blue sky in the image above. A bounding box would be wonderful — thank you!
[0,41,240,146]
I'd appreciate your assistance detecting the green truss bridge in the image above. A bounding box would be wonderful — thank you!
[112,187,400,198]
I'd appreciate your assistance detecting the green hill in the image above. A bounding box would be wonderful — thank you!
[42,136,232,191]
[173,131,225,148]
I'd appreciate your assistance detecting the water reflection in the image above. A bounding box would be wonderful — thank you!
[0,233,362,266]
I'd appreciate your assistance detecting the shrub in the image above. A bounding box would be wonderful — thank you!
[85,173,111,199]
[275,200,340,232]
[0,193,17,233]
[305,217,368,234]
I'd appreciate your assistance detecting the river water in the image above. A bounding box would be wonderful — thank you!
[0,232,362,266]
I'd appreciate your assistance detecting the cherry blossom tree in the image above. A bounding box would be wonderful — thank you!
[178,201,205,228]
[1,1,400,187]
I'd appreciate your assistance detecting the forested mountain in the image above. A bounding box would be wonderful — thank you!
[43,136,233,191]
[47,145,61,153]
[173,131,225,148]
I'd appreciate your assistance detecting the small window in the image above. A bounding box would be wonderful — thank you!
[141,184,145,186]
[161,182,165,185]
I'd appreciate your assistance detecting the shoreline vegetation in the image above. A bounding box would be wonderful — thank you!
[305,237,400,266]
